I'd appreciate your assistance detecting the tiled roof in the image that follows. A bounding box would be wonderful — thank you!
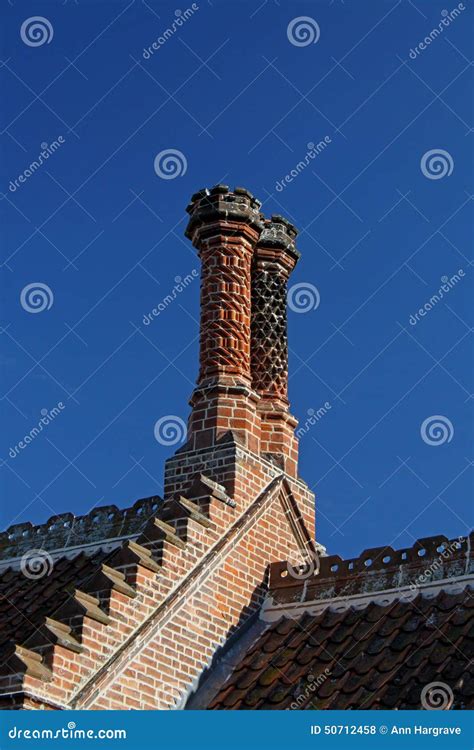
[0,496,162,665]
[208,588,473,709]
[0,551,110,662]
[199,533,474,710]
[1,484,472,712]
[0,473,236,704]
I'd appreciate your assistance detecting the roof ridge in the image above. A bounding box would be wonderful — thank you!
[0,495,163,562]
[269,531,473,592]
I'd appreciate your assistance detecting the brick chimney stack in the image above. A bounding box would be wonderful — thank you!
[184,185,263,453]
[251,215,300,477]
[164,186,312,525]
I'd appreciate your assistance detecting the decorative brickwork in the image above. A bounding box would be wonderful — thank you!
[0,185,317,712]
[0,473,315,710]
[0,185,470,713]
[251,215,299,403]
[251,216,300,476]
[184,185,264,453]
[0,498,159,563]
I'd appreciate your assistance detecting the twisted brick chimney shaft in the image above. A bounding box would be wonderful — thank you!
[185,185,263,452]
[183,186,300,476]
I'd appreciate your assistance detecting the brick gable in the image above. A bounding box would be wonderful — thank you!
[0,186,316,710]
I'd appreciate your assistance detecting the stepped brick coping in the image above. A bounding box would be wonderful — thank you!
[0,472,313,710]
[71,474,310,709]
[0,473,236,572]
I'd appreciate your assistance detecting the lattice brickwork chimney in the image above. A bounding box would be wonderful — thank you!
[164,185,313,525]
[251,215,300,477]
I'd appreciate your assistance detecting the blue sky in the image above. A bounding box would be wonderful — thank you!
[1,0,472,559]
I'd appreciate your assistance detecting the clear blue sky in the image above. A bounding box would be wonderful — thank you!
[1,0,472,559]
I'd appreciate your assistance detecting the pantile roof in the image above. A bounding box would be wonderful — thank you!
[190,533,474,710]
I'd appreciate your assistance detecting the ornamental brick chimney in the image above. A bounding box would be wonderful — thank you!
[251,215,300,477]
[184,185,263,454]
[163,185,313,535]
[0,185,317,713]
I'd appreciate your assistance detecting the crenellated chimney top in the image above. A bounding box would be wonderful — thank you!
[257,214,300,257]
[185,185,263,243]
